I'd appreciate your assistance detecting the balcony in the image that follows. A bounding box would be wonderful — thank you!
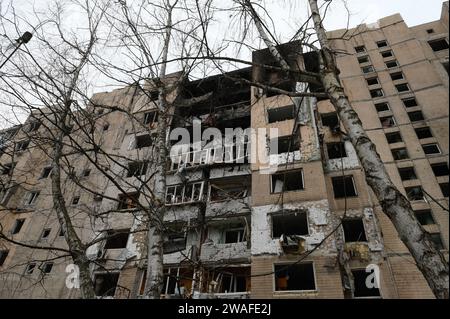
[200,241,250,263]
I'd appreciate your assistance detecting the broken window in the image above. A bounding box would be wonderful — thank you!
[408,111,425,122]
[374,102,390,112]
[135,134,153,149]
[405,186,424,201]
[27,121,41,132]
[390,72,404,81]
[40,228,51,240]
[370,88,384,98]
[166,182,204,204]
[366,77,379,86]
[358,56,370,64]
[381,50,393,58]
[209,179,249,202]
[274,263,316,291]
[39,167,52,179]
[415,127,433,139]
[94,273,120,297]
[398,167,417,181]
[24,263,36,274]
[431,163,449,177]
[117,192,139,210]
[71,196,80,205]
[376,40,388,48]
[414,210,435,225]
[11,218,25,234]
[26,191,40,205]
[271,170,304,193]
[352,269,381,298]
[270,135,300,154]
[163,225,186,254]
[42,262,53,274]
[82,169,91,177]
[440,183,449,197]
[342,219,367,242]
[126,161,148,177]
[321,112,339,128]
[402,97,418,108]
[163,268,193,296]
[379,116,396,128]
[104,229,130,249]
[267,105,295,123]
[143,110,159,127]
[428,39,449,51]
[327,142,347,159]
[426,28,434,34]
[224,226,246,243]
[385,132,402,144]
[331,176,357,198]
[422,143,441,155]
[430,233,444,250]
[354,45,366,53]
[385,60,398,68]
[395,83,410,92]
[391,148,409,160]
[272,211,308,238]
[0,250,8,266]
[15,140,30,152]
[361,65,374,73]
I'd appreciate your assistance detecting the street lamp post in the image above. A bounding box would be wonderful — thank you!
[0,31,33,70]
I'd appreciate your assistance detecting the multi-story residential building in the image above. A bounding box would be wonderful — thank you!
[0,2,448,299]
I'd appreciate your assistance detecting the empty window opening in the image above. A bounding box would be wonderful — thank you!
[274,263,316,291]
[163,225,186,253]
[342,219,367,242]
[380,116,396,128]
[426,28,434,34]
[24,263,36,274]
[377,40,388,48]
[430,233,444,250]
[374,102,390,112]
[361,65,375,73]
[42,262,53,274]
[408,111,425,122]
[332,176,357,198]
[266,79,296,97]
[270,135,300,154]
[16,140,30,152]
[272,211,308,238]
[354,46,366,53]
[358,56,370,64]
[166,182,204,204]
[104,229,130,249]
[40,228,51,240]
[440,183,449,197]
[127,161,148,177]
[219,272,248,293]
[94,273,120,297]
[11,219,25,234]
[366,77,379,86]
[71,196,80,205]
[267,105,295,123]
[405,186,424,201]
[209,179,249,202]
[162,267,194,295]
[395,83,410,92]
[370,88,384,98]
[82,169,91,177]
[27,121,41,132]
[352,269,381,298]
[117,192,140,210]
[224,226,246,244]
[381,50,393,58]
[321,112,339,128]
[103,124,109,131]
[0,250,8,266]
[415,127,433,139]
[385,60,398,68]
[402,97,418,108]
[390,72,404,81]
[271,170,304,193]
[135,134,153,149]
[143,110,159,126]
[26,191,40,205]
[422,143,440,155]
[391,148,409,160]
[431,163,449,177]
[398,167,417,181]
[414,210,435,225]
[428,39,449,51]
[40,167,52,179]
[327,142,347,159]
[385,132,402,144]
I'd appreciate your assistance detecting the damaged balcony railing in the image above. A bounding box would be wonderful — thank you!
[170,142,250,171]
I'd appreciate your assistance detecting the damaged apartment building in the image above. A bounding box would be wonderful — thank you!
[0,2,448,299]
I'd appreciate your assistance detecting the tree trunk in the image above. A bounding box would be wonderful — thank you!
[308,0,449,299]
